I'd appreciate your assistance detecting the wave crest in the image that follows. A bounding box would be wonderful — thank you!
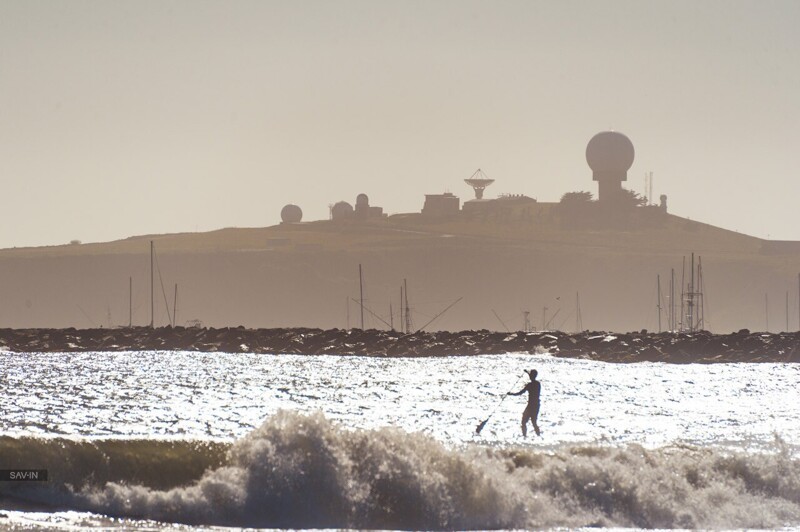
[0,435,226,491]
[2,412,799,529]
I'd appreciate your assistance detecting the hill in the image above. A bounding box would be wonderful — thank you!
[0,207,798,333]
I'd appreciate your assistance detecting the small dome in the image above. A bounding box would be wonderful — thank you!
[586,131,635,179]
[331,201,354,220]
[280,204,303,223]
[356,193,369,206]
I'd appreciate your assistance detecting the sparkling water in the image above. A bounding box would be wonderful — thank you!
[1,350,799,529]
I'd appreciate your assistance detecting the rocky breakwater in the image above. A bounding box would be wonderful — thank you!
[0,327,799,363]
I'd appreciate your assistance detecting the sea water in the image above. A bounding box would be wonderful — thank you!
[1,350,799,529]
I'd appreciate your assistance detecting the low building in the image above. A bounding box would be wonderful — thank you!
[353,193,386,220]
[422,192,460,217]
[331,201,354,220]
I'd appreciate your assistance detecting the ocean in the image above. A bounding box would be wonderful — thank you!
[1,350,799,529]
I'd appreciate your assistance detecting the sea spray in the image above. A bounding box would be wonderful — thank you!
[2,411,799,529]
[75,411,542,529]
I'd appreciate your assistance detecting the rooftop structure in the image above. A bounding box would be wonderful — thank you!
[586,131,635,203]
[422,192,460,217]
[331,201,354,220]
[330,194,385,221]
[280,204,303,224]
[464,168,495,200]
[354,193,384,219]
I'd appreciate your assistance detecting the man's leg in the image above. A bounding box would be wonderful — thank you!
[521,411,529,437]
[532,404,541,436]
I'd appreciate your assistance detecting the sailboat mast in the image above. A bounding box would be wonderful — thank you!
[689,253,695,332]
[400,285,405,333]
[680,256,686,331]
[698,257,705,330]
[150,241,154,328]
[670,268,675,332]
[359,264,364,329]
[404,278,411,333]
[657,274,662,333]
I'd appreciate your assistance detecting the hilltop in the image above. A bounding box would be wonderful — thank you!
[0,206,797,333]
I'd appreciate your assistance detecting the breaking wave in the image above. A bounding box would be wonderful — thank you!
[2,411,800,529]
[0,435,227,491]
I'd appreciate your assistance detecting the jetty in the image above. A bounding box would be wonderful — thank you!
[1,327,798,363]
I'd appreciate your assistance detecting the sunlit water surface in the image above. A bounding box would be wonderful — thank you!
[2,350,798,451]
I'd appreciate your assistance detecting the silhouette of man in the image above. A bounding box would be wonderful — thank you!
[508,369,541,437]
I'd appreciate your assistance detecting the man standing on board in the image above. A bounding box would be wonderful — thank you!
[508,369,541,436]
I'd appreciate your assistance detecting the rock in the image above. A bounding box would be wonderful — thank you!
[0,327,797,363]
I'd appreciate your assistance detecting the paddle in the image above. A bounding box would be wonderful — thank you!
[475,373,525,435]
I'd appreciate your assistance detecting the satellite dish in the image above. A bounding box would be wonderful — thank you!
[464,169,495,199]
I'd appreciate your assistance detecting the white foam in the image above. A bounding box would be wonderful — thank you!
[3,411,794,529]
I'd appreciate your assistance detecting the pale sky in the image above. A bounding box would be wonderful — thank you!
[1,0,798,248]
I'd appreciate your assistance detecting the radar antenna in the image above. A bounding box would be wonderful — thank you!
[464,168,495,200]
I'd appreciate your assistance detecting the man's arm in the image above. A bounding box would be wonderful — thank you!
[507,387,526,396]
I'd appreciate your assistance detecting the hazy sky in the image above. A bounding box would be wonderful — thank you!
[1,0,798,248]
